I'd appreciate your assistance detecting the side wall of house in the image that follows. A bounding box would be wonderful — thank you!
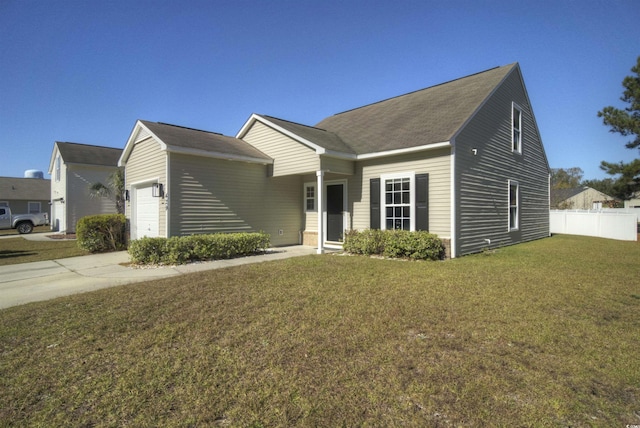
[242,121,319,177]
[124,138,167,237]
[50,149,67,231]
[455,68,550,256]
[65,165,119,232]
[169,153,303,247]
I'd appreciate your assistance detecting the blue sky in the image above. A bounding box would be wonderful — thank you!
[1,0,638,181]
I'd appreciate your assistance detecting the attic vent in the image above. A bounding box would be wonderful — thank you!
[135,127,151,142]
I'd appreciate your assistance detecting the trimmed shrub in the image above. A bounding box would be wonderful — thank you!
[128,232,271,265]
[343,229,444,261]
[342,229,385,255]
[76,214,127,253]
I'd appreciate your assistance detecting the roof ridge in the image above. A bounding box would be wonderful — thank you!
[261,114,330,133]
[55,141,121,151]
[332,63,513,116]
[156,121,223,136]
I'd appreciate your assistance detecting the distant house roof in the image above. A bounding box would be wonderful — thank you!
[121,121,272,165]
[54,141,122,167]
[0,176,50,201]
[551,186,618,207]
[314,63,517,155]
[551,187,587,202]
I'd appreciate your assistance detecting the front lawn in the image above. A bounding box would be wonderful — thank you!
[0,235,638,426]
[0,225,50,236]
[0,237,87,266]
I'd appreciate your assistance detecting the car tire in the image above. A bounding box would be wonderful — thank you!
[16,222,33,234]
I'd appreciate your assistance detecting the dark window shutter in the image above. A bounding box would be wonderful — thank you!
[370,178,380,229]
[415,173,429,231]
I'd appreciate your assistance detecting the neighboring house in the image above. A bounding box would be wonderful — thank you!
[551,186,617,210]
[625,191,640,208]
[0,176,51,218]
[120,63,550,257]
[48,142,123,233]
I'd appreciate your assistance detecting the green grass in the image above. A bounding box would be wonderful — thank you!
[0,225,50,236]
[0,235,638,426]
[0,237,87,266]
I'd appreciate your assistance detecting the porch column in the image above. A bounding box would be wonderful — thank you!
[316,170,325,254]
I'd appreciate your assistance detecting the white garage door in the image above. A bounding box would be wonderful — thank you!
[134,185,159,239]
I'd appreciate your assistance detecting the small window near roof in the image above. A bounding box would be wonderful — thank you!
[512,103,522,154]
[55,155,61,181]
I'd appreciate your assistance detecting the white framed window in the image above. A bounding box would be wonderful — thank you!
[508,180,519,231]
[512,102,522,154]
[28,202,41,214]
[381,172,415,231]
[55,155,61,182]
[304,183,316,212]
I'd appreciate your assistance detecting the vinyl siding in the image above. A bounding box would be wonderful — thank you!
[124,138,167,237]
[242,121,319,176]
[348,148,452,238]
[455,68,549,256]
[321,155,355,175]
[169,153,303,246]
[65,165,119,231]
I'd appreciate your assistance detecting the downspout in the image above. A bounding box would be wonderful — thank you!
[316,170,325,254]
[450,141,457,258]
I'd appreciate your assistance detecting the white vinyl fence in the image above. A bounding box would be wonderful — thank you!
[550,210,639,241]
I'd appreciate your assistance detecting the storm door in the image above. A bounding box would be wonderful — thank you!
[326,183,344,242]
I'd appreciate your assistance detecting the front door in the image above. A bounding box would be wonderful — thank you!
[326,184,344,242]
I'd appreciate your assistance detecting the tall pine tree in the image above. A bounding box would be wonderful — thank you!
[597,56,640,200]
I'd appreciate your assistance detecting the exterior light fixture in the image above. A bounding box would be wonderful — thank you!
[152,183,164,198]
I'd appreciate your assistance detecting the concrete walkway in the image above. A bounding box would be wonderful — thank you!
[0,233,317,309]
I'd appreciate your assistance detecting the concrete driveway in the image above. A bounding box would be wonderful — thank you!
[0,233,317,309]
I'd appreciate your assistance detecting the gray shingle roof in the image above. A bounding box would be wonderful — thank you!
[141,120,271,161]
[315,63,517,155]
[0,177,50,200]
[256,115,355,154]
[56,142,122,166]
[551,187,589,202]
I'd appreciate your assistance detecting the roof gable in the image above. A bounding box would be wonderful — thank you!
[0,177,50,200]
[315,64,517,155]
[120,120,272,165]
[53,142,122,167]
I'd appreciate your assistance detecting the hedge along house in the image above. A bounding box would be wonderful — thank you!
[238,63,550,257]
[120,63,550,257]
[118,121,305,244]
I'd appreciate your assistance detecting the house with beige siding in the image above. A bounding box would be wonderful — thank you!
[120,63,550,257]
[551,186,618,209]
[0,176,51,219]
[48,142,122,233]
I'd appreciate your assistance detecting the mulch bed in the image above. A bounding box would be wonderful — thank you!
[46,234,76,240]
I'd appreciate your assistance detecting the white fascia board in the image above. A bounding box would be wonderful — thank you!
[237,114,327,154]
[118,120,167,167]
[356,141,451,160]
[166,145,273,165]
[48,144,60,174]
